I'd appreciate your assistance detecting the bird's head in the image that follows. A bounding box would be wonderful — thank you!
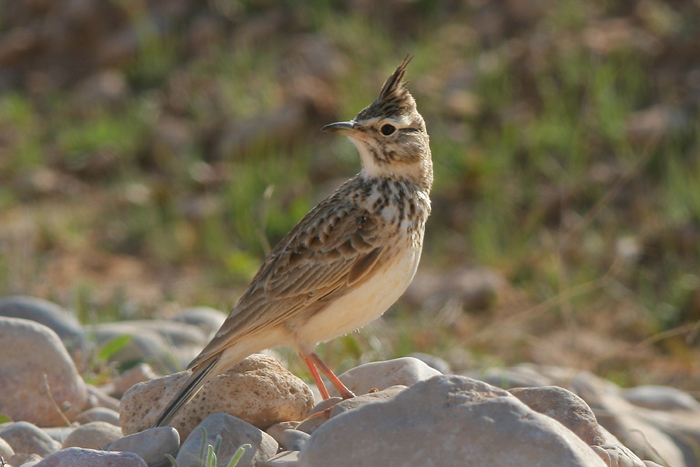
[322,56,432,189]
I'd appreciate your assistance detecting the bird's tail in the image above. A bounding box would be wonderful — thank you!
[152,357,218,428]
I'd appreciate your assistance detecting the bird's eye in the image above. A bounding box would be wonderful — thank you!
[380,124,396,136]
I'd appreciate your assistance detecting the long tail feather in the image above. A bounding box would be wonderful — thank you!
[152,357,218,428]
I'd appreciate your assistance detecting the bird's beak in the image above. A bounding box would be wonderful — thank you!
[321,121,357,135]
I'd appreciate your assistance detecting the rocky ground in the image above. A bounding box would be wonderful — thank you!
[1,295,699,466]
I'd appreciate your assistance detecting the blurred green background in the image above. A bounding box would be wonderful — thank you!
[1,0,700,388]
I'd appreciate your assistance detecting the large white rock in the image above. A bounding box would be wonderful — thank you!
[0,318,89,426]
[328,357,441,397]
[298,375,607,467]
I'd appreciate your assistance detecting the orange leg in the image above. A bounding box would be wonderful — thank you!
[309,352,355,399]
[301,354,330,399]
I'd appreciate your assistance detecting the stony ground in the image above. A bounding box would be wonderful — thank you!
[2,296,700,466]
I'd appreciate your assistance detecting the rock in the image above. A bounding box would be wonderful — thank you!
[40,427,74,445]
[328,386,405,419]
[89,321,200,372]
[62,422,122,449]
[298,375,607,467]
[119,320,209,348]
[104,426,179,466]
[407,352,451,374]
[295,397,340,434]
[86,385,121,412]
[277,429,309,452]
[262,450,299,467]
[19,460,43,467]
[466,364,553,389]
[532,367,689,467]
[176,413,278,467]
[9,453,43,465]
[621,385,700,412]
[329,357,441,397]
[590,444,646,467]
[0,436,14,459]
[75,408,120,426]
[33,447,147,466]
[265,421,300,445]
[0,318,88,426]
[0,422,61,457]
[169,307,227,335]
[509,386,606,445]
[121,354,314,439]
[0,296,83,352]
[111,364,158,398]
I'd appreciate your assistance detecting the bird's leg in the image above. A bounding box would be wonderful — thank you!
[309,352,356,399]
[301,354,331,399]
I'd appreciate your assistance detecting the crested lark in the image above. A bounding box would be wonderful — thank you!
[153,56,432,428]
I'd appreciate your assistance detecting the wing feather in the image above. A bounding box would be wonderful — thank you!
[187,191,385,369]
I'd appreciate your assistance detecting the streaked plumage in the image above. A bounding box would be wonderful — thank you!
[153,56,432,428]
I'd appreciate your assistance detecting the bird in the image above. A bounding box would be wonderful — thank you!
[153,56,432,428]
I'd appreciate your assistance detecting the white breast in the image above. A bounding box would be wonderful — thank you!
[295,245,422,353]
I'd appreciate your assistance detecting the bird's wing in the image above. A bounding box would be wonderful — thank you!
[187,193,385,369]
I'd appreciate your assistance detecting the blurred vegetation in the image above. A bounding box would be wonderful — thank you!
[1,0,700,388]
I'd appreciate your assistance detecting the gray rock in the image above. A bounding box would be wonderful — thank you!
[176,413,278,467]
[0,318,89,426]
[62,422,122,449]
[75,408,120,426]
[105,426,179,466]
[329,386,405,419]
[0,435,14,459]
[0,422,61,457]
[329,357,441,397]
[0,296,83,351]
[34,447,147,466]
[169,307,227,335]
[265,421,300,446]
[121,354,314,439]
[295,397,340,435]
[117,320,209,348]
[88,322,194,373]
[621,385,700,412]
[298,375,607,467]
[276,430,309,452]
[41,427,75,445]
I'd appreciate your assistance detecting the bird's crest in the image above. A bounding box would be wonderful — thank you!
[356,56,416,122]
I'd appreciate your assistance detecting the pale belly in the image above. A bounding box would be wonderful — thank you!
[294,246,422,353]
